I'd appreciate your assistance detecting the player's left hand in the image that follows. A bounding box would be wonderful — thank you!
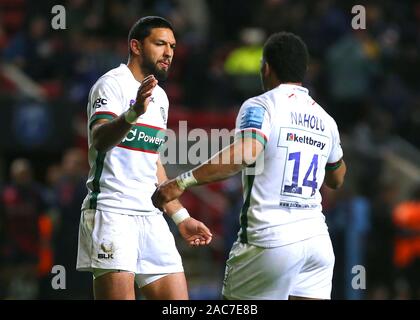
[152,179,184,210]
[178,217,213,247]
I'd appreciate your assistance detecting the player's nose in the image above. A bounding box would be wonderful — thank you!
[163,45,173,58]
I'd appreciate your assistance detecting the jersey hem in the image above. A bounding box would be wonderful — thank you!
[245,232,330,249]
[81,205,162,216]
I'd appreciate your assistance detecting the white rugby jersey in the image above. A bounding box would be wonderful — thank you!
[235,84,343,247]
[81,64,168,215]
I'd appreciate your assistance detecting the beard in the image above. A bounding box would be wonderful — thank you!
[140,51,169,81]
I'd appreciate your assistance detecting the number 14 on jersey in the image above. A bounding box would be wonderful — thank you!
[283,151,319,198]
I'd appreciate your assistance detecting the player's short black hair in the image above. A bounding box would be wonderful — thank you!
[263,32,309,83]
[128,16,173,54]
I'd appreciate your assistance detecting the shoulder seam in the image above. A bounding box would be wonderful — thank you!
[97,74,125,103]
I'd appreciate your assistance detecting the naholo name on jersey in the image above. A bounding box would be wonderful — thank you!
[290,112,325,132]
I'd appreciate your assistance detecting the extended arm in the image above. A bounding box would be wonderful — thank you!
[189,136,263,184]
[152,137,264,208]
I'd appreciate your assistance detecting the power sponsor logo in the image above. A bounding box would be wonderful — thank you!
[119,123,166,153]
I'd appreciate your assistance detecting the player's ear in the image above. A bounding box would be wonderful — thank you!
[262,61,270,78]
[130,39,141,56]
[261,61,271,78]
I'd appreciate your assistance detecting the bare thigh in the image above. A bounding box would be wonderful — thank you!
[140,272,188,300]
[94,271,135,300]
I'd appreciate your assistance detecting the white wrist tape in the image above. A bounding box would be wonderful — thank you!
[171,208,190,225]
[124,107,139,124]
[176,170,198,190]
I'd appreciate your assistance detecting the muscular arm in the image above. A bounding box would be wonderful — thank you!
[324,159,346,189]
[192,137,264,185]
[91,117,133,152]
[151,137,264,208]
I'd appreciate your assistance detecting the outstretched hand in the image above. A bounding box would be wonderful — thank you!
[133,74,158,115]
[178,217,213,247]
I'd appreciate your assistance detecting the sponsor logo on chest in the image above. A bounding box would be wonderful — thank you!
[120,124,165,153]
[286,132,326,150]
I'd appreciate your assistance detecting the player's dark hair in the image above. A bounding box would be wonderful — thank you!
[263,32,309,83]
[128,16,173,55]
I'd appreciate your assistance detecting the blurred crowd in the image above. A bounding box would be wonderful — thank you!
[0,0,419,299]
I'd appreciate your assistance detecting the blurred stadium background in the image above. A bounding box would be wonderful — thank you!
[0,0,419,300]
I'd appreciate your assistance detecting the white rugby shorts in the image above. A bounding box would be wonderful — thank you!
[222,234,335,299]
[76,209,183,287]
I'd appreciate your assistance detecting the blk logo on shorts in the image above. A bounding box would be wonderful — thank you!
[98,253,113,259]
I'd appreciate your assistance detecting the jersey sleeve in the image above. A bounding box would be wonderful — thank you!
[88,76,124,130]
[234,97,272,147]
[326,119,343,170]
